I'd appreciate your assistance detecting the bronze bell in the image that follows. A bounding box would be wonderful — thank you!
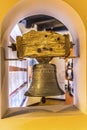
[25,63,64,97]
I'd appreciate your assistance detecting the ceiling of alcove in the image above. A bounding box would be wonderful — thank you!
[18,14,68,33]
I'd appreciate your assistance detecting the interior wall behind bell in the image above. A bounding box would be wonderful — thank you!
[51,58,65,91]
[8,48,28,107]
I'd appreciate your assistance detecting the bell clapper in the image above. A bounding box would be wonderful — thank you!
[41,97,46,103]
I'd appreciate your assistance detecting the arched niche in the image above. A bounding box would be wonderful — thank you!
[0,0,86,118]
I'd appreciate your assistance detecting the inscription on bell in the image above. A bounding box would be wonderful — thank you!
[25,63,64,97]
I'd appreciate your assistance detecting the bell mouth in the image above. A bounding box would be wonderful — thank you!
[24,90,65,97]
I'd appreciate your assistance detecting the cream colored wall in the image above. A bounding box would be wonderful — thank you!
[64,0,87,29]
[0,0,87,29]
[0,113,87,130]
[0,1,87,129]
[0,47,9,118]
[64,0,87,113]
[0,0,19,23]
[0,0,86,114]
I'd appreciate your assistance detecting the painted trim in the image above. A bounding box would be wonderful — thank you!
[9,66,27,71]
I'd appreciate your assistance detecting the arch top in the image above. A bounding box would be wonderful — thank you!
[1,0,86,47]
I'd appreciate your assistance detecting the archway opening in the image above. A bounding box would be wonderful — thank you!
[8,14,74,108]
[0,0,86,118]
